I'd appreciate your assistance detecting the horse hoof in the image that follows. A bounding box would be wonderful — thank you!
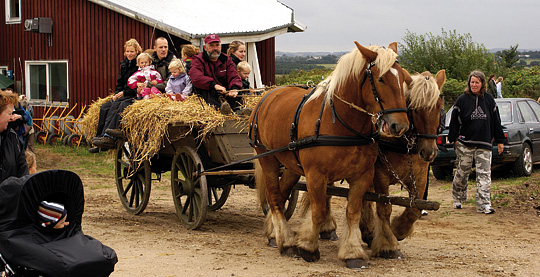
[281,246,299,257]
[345,258,368,269]
[379,250,405,259]
[319,230,339,241]
[267,238,277,248]
[298,247,320,262]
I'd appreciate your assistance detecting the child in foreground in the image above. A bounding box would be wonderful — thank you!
[25,150,37,174]
[38,201,69,229]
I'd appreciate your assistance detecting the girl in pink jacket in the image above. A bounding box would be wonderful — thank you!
[127,53,163,99]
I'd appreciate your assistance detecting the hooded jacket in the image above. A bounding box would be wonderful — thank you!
[0,128,28,183]
[448,92,505,150]
[114,57,139,97]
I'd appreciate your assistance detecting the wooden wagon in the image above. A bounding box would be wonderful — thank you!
[113,116,439,230]
[114,119,300,230]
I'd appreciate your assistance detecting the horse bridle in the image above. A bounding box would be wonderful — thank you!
[406,104,445,142]
[335,61,408,127]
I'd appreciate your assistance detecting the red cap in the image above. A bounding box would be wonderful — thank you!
[204,34,221,44]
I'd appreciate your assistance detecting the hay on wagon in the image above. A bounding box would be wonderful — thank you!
[80,91,268,165]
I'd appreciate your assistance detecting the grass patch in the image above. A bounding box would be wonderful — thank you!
[35,143,114,177]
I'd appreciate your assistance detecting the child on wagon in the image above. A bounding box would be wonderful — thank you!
[38,201,69,229]
[127,53,163,100]
[237,61,251,90]
[165,59,192,101]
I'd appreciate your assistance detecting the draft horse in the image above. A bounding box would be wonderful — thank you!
[249,42,410,268]
[296,70,446,262]
[362,70,446,258]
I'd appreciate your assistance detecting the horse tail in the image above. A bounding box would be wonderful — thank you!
[254,153,267,211]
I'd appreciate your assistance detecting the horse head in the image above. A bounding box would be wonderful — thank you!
[405,69,446,162]
[354,42,410,137]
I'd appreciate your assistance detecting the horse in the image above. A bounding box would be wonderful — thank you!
[250,41,411,268]
[362,70,445,259]
[295,70,445,261]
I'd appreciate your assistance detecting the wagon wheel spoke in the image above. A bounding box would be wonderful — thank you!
[115,142,151,215]
[171,146,208,230]
[122,180,134,197]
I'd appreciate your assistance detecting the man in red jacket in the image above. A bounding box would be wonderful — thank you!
[189,34,244,114]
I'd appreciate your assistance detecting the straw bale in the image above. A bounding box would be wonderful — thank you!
[79,95,114,141]
[121,93,265,164]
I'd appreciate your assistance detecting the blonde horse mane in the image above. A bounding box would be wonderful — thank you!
[405,72,441,111]
[307,44,399,104]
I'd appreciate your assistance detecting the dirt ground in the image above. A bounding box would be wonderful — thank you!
[36,148,540,277]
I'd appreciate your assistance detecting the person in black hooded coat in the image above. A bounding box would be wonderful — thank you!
[89,39,142,153]
[0,91,28,183]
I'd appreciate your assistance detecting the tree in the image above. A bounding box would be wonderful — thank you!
[497,44,520,69]
[399,29,494,81]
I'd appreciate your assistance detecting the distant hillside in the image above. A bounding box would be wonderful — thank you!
[277,49,540,57]
[276,51,347,57]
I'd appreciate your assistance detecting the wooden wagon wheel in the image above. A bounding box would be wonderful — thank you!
[208,185,231,211]
[262,188,299,220]
[114,141,152,215]
[171,146,208,230]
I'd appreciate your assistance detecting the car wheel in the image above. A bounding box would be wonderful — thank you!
[512,144,533,176]
[432,166,453,180]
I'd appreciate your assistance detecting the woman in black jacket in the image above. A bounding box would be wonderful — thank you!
[89,38,142,153]
[0,91,28,183]
[448,70,505,214]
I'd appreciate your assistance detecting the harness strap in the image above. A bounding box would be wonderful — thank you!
[379,139,416,154]
[202,134,379,173]
[416,134,438,139]
[330,97,365,137]
[249,87,283,148]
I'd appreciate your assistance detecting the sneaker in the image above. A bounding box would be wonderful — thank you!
[220,102,233,115]
[105,128,125,139]
[92,136,116,149]
[453,201,462,209]
[477,206,495,214]
[421,210,428,216]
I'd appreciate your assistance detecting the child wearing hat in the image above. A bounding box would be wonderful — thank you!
[38,201,69,229]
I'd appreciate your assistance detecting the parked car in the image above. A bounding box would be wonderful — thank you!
[431,98,540,180]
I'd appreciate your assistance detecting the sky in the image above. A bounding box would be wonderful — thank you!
[275,0,540,53]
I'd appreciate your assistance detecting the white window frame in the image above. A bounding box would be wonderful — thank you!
[0,65,8,75]
[25,60,69,106]
[5,0,21,24]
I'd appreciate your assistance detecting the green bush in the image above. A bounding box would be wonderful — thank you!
[440,78,467,109]
[503,66,540,99]
[275,68,333,86]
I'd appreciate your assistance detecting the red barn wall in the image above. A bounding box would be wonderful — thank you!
[1,0,277,120]
[0,0,155,118]
[256,38,275,86]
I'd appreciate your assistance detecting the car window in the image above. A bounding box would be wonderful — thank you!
[517,101,537,123]
[527,100,540,122]
[497,101,512,123]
